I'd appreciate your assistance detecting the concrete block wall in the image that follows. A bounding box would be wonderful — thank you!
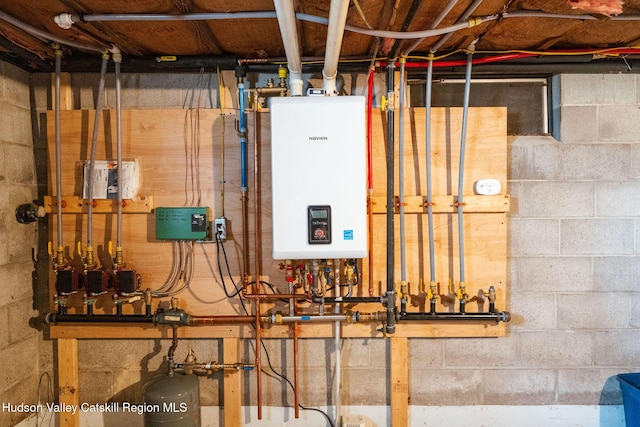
[0,62,42,427]
[504,73,640,406]
[23,70,640,417]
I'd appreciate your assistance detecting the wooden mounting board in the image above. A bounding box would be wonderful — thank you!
[46,106,508,339]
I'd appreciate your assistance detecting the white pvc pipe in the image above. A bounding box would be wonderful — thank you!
[322,0,350,95]
[273,0,303,96]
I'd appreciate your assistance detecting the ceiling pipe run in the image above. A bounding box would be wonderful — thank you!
[273,0,303,96]
[323,0,350,95]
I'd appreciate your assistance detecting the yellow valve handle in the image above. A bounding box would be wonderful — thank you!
[48,241,53,256]
[380,95,387,112]
[427,288,433,300]
[108,241,113,257]
[77,241,82,256]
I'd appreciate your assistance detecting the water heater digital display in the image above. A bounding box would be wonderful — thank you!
[308,205,331,244]
[270,96,367,259]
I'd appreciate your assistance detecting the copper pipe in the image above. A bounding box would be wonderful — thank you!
[241,190,250,290]
[293,322,300,418]
[243,292,310,300]
[368,195,374,296]
[253,105,263,294]
[255,299,262,419]
[189,315,255,324]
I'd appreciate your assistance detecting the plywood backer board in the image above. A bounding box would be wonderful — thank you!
[47,107,507,339]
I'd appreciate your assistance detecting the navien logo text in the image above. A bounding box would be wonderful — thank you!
[308,136,329,141]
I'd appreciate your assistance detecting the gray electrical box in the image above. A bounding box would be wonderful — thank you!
[155,207,208,240]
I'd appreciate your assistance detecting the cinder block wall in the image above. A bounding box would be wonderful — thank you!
[0,62,42,427]
[26,71,640,413]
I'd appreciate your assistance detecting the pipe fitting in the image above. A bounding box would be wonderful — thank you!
[54,13,76,29]
[109,45,122,63]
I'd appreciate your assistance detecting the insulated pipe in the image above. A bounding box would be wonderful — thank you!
[273,0,303,96]
[86,52,110,265]
[322,0,350,95]
[385,64,397,334]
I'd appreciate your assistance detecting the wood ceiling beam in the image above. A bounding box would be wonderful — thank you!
[170,0,225,56]
[57,0,147,55]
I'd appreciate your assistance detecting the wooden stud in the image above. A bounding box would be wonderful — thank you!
[390,336,409,427]
[223,338,243,426]
[56,338,79,427]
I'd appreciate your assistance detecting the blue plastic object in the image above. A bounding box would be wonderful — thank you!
[618,373,640,426]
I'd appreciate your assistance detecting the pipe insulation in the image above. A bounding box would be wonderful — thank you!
[273,0,303,95]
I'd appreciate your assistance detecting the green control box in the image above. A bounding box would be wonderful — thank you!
[155,207,208,240]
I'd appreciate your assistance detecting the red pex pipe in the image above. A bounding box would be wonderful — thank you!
[378,48,640,69]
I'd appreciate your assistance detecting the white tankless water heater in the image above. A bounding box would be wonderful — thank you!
[270,96,367,260]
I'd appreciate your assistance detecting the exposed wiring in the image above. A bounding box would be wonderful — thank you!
[261,343,337,427]
[183,69,209,207]
[210,236,334,425]
[36,372,54,427]
[214,233,243,299]
[217,67,227,217]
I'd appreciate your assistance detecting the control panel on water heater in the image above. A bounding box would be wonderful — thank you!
[308,205,331,244]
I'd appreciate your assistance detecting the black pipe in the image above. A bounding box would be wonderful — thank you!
[399,311,510,323]
[385,63,397,334]
[57,54,239,73]
[46,312,155,323]
[389,0,424,59]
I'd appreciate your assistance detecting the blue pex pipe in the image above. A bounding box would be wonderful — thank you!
[238,82,247,190]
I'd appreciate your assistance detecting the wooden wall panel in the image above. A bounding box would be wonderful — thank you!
[47,106,508,339]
